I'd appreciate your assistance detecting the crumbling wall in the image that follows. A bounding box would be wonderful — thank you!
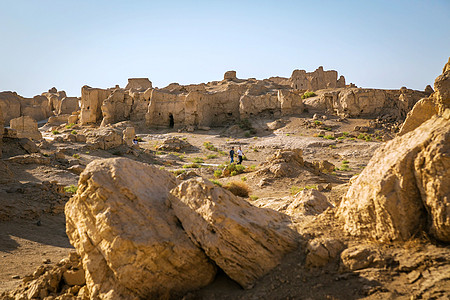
[289,66,345,91]
[80,86,112,125]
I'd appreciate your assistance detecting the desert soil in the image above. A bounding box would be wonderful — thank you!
[1,114,449,299]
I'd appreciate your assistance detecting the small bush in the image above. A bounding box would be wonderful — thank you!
[222,163,246,177]
[207,154,218,159]
[290,186,302,195]
[65,123,75,129]
[342,132,349,136]
[324,127,332,131]
[304,184,318,190]
[239,118,256,134]
[301,91,317,99]
[357,133,366,140]
[248,165,256,171]
[241,176,247,182]
[337,136,345,140]
[72,153,80,159]
[214,169,222,178]
[329,145,336,149]
[323,135,335,140]
[224,181,250,197]
[155,151,164,155]
[183,163,200,169]
[172,169,186,176]
[204,141,218,152]
[71,130,77,135]
[192,157,204,163]
[210,179,222,187]
[64,185,78,194]
[250,195,259,201]
[52,130,60,135]
[286,133,290,136]
[342,160,350,164]
[219,150,227,156]
[314,120,322,126]
[159,166,166,170]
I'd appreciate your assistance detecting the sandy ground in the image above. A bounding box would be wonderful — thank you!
[1,115,449,299]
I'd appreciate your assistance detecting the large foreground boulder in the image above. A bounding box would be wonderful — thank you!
[169,178,298,288]
[337,112,450,242]
[65,158,216,299]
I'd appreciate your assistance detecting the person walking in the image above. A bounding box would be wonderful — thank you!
[237,146,244,165]
[229,147,235,164]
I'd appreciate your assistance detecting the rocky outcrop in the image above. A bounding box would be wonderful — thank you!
[337,112,450,242]
[1,252,88,300]
[399,56,450,135]
[9,115,42,140]
[286,189,332,216]
[169,177,298,288]
[85,127,123,150]
[65,158,216,299]
[157,136,192,151]
[256,149,304,177]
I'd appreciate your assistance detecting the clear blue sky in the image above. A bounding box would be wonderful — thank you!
[1,0,449,97]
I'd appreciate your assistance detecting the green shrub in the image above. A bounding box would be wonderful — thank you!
[329,145,336,149]
[207,154,218,159]
[183,163,200,169]
[214,169,223,178]
[239,118,256,134]
[192,157,204,163]
[155,151,164,155]
[304,184,318,190]
[241,176,247,182]
[323,135,335,140]
[221,163,246,177]
[342,160,349,164]
[230,171,237,176]
[65,123,75,129]
[244,131,251,138]
[137,137,143,142]
[337,136,345,140]
[159,166,166,170]
[342,132,349,136]
[204,141,218,152]
[357,133,366,140]
[314,120,322,126]
[52,130,60,135]
[72,153,80,159]
[210,179,222,187]
[250,195,259,201]
[324,127,332,131]
[301,91,317,99]
[290,186,302,195]
[64,185,78,194]
[71,130,77,135]
[172,169,186,176]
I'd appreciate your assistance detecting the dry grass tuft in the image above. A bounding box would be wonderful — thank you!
[224,180,250,198]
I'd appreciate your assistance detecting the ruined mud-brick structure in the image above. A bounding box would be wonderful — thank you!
[77,67,429,129]
[0,87,79,126]
[290,66,346,90]
[80,75,306,128]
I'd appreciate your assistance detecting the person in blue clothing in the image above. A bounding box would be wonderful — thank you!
[229,147,235,163]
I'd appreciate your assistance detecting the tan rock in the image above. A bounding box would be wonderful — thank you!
[398,97,438,135]
[312,160,335,173]
[9,116,42,140]
[85,127,123,150]
[125,78,152,91]
[67,114,78,125]
[337,113,450,242]
[257,149,304,178]
[286,189,332,216]
[305,238,345,268]
[63,269,85,286]
[122,127,135,146]
[169,177,298,289]
[157,136,192,151]
[223,70,237,80]
[65,158,216,299]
